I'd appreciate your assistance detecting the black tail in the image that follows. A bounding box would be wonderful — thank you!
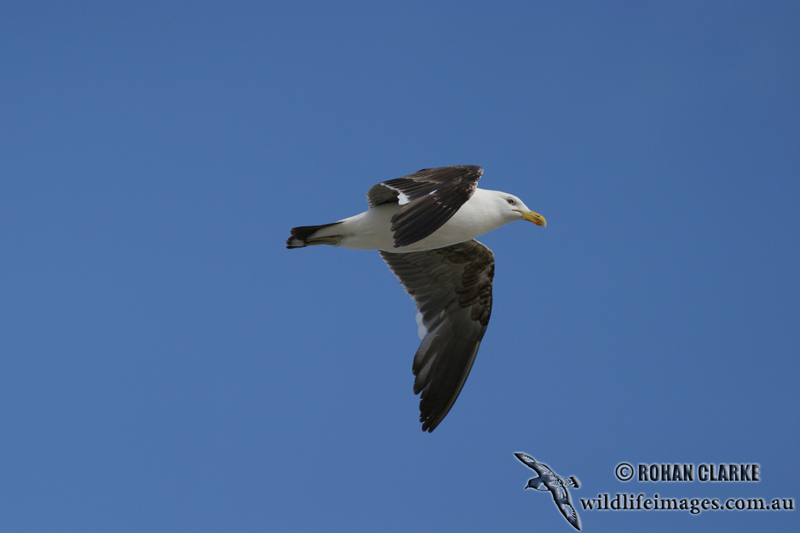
[286,222,344,248]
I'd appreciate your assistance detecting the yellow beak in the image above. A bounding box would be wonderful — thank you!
[515,209,546,227]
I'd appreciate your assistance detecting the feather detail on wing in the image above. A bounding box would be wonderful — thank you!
[380,239,494,431]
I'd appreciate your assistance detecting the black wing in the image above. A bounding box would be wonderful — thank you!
[367,165,483,247]
[380,240,494,431]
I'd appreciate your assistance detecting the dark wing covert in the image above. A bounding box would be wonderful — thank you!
[380,239,494,431]
[367,165,483,247]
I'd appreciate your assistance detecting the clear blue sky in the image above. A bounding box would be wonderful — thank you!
[2,2,798,532]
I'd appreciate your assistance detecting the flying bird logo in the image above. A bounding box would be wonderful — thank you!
[514,452,582,531]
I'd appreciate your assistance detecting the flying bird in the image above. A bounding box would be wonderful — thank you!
[286,165,545,431]
[515,452,581,531]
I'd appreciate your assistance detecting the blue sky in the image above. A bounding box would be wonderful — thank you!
[2,2,798,531]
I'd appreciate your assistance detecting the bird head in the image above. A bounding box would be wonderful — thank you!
[525,478,546,490]
[501,193,546,227]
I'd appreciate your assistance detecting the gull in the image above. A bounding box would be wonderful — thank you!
[286,165,545,431]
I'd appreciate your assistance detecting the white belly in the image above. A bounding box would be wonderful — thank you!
[332,194,510,252]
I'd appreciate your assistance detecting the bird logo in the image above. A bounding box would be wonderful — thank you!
[514,452,582,531]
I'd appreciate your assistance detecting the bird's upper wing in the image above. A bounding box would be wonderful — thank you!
[514,453,542,472]
[537,462,558,478]
[380,239,494,431]
[367,165,483,247]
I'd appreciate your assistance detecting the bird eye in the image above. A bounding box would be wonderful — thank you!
[507,198,516,205]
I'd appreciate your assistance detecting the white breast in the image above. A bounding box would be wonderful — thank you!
[335,188,513,252]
